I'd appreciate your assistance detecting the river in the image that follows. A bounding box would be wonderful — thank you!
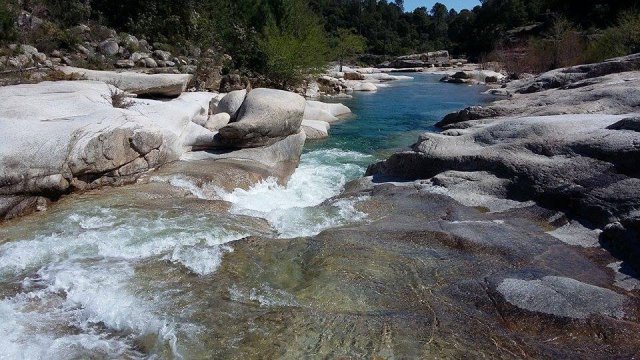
[0,74,492,358]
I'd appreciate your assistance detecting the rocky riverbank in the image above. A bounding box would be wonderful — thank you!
[0,68,352,221]
[294,54,640,357]
[1,55,639,358]
[367,54,640,276]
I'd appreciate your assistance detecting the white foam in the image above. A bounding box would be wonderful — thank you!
[0,207,246,276]
[166,245,233,276]
[0,261,177,359]
[0,148,374,356]
[0,206,250,359]
[213,149,372,238]
[151,174,222,200]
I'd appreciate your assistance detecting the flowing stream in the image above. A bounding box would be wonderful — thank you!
[0,74,492,358]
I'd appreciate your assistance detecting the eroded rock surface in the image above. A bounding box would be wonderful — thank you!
[0,80,215,219]
[439,54,640,128]
[217,88,306,148]
[59,66,192,97]
[166,183,640,358]
[368,55,640,272]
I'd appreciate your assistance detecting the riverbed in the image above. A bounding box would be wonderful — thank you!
[0,74,494,358]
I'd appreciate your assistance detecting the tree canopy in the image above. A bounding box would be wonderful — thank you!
[3,0,640,83]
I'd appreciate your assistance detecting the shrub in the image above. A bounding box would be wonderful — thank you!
[586,12,640,62]
[24,21,81,53]
[332,28,367,72]
[0,0,17,42]
[258,0,329,88]
[42,69,86,81]
[104,82,134,109]
[42,0,91,27]
[491,18,587,76]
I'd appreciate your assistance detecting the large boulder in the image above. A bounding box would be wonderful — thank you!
[217,88,306,148]
[438,60,640,129]
[130,52,150,63]
[153,50,172,61]
[216,90,246,121]
[59,66,192,97]
[344,72,365,81]
[345,80,377,92]
[98,39,119,56]
[0,81,216,217]
[183,131,306,183]
[205,112,231,131]
[304,100,351,123]
[367,112,640,270]
[301,120,330,139]
[509,53,640,94]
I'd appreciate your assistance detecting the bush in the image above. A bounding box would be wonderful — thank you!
[332,28,367,72]
[105,85,134,109]
[260,23,328,88]
[42,0,91,27]
[258,0,329,88]
[587,12,640,62]
[491,18,586,76]
[0,0,17,42]
[23,21,81,53]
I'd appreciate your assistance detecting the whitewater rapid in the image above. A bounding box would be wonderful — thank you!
[0,148,373,358]
[158,148,373,238]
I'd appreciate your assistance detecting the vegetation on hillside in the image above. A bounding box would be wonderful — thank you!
[1,0,639,84]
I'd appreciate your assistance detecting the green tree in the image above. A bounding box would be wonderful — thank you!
[587,12,640,62]
[259,0,329,88]
[0,0,16,42]
[333,28,366,72]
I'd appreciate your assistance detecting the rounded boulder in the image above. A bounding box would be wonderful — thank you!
[217,88,305,148]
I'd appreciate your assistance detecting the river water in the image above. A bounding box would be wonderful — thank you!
[0,74,492,358]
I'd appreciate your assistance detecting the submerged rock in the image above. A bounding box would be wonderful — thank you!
[164,183,640,358]
[497,276,627,319]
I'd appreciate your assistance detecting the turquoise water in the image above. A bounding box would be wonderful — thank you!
[307,73,494,159]
[0,73,494,358]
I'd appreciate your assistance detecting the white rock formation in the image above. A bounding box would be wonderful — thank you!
[0,80,215,199]
[304,100,351,123]
[301,120,330,139]
[58,66,192,97]
[345,80,377,92]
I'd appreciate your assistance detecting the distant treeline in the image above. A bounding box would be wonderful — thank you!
[2,0,639,82]
[309,0,640,58]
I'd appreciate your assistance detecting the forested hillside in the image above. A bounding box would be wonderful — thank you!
[1,0,639,82]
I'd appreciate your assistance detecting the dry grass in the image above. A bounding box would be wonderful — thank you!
[104,81,135,109]
[0,68,86,85]
[486,19,587,77]
[42,69,86,81]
